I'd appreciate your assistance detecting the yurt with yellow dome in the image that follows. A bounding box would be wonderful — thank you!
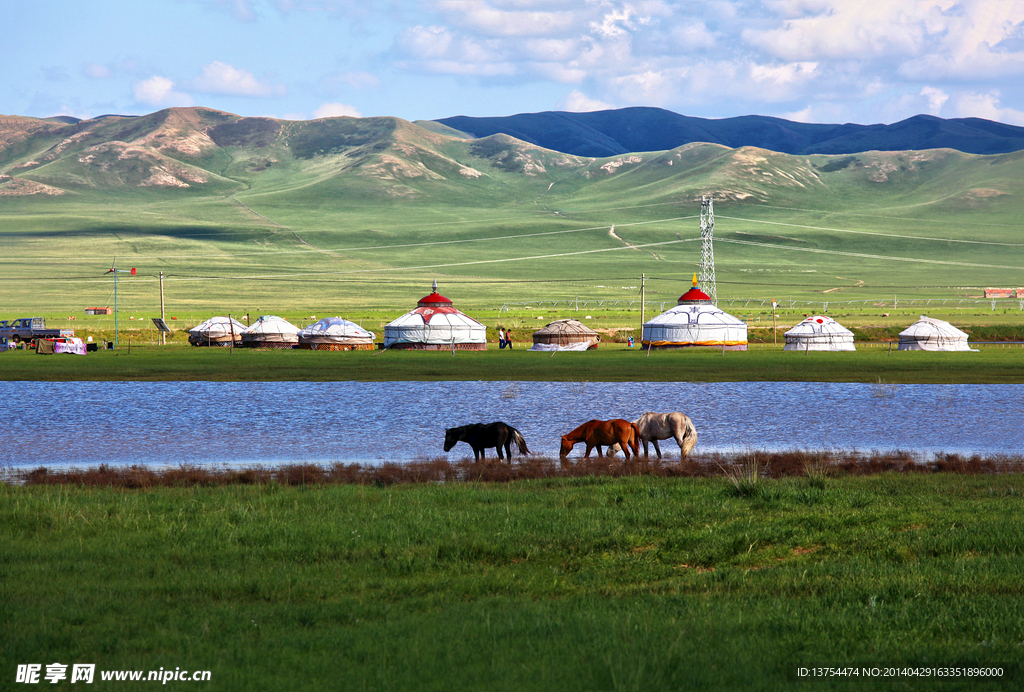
[382,280,487,350]
[641,275,747,350]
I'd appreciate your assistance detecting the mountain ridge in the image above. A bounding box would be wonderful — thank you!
[1,106,1021,215]
[435,107,1024,157]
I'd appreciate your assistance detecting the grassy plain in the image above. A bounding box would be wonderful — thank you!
[3,474,1022,691]
[2,140,1024,320]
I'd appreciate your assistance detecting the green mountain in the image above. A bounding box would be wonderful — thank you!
[0,107,593,201]
[1,107,1022,316]
[437,107,1024,157]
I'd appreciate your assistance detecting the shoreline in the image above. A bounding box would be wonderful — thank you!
[8,449,1024,487]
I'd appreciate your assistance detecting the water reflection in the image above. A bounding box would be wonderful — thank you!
[4,381,1021,468]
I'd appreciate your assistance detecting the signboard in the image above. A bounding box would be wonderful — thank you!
[152,318,171,332]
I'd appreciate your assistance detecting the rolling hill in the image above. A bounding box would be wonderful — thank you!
[1,107,1022,318]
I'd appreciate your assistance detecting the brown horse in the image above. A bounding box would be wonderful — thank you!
[559,419,640,460]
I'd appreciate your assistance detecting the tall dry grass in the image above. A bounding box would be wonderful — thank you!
[10,449,1024,489]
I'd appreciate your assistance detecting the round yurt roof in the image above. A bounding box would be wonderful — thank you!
[189,316,246,338]
[642,303,748,347]
[783,315,855,351]
[533,319,599,339]
[898,317,973,351]
[642,275,746,348]
[677,285,712,304]
[530,319,600,351]
[298,317,375,343]
[383,280,485,347]
[242,315,300,340]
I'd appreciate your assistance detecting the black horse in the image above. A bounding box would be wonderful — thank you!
[443,422,531,462]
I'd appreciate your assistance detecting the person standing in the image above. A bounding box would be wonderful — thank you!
[506,329,513,349]
[498,327,506,349]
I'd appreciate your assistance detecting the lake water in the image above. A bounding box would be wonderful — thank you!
[4,381,1021,469]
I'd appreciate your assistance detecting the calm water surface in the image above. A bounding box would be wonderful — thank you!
[4,381,1022,469]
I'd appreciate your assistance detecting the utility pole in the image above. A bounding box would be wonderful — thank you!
[640,273,645,339]
[159,271,166,346]
[104,263,136,347]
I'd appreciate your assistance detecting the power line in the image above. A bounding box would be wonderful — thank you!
[716,214,1024,247]
[716,237,1023,270]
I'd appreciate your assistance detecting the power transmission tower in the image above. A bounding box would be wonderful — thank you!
[698,195,717,305]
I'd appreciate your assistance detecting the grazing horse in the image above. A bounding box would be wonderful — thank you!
[443,422,530,461]
[559,419,640,460]
[609,412,698,460]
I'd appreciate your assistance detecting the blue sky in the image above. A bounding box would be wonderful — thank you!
[5,0,1024,125]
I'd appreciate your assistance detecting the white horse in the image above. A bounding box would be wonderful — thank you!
[608,412,698,460]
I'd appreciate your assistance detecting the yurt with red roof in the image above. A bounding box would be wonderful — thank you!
[783,315,855,351]
[382,280,487,350]
[641,275,747,350]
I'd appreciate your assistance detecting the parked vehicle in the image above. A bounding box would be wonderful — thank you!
[0,317,74,344]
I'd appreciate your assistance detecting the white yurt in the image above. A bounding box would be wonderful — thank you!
[297,317,376,351]
[642,277,748,350]
[784,315,856,351]
[188,316,247,347]
[530,319,600,351]
[241,315,300,349]
[382,280,486,350]
[898,317,974,351]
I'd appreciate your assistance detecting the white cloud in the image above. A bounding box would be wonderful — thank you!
[189,62,286,97]
[590,8,635,39]
[83,63,112,79]
[396,25,517,76]
[383,0,1024,124]
[951,90,1024,125]
[132,76,194,107]
[434,0,577,37]
[750,61,818,87]
[558,89,614,112]
[919,86,949,114]
[312,102,363,119]
[399,25,456,60]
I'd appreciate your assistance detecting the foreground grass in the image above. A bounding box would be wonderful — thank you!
[2,341,1023,383]
[3,474,1022,691]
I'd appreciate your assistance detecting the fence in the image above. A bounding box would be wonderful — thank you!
[499,297,1024,313]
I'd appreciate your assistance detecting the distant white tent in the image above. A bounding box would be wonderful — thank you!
[383,281,486,350]
[898,317,974,351]
[188,316,246,347]
[242,315,300,348]
[642,278,747,350]
[784,315,855,351]
[298,317,375,351]
[530,319,600,351]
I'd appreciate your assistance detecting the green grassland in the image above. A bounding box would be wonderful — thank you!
[3,474,1022,691]
[2,111,1023,323]
[2,340,1023,383]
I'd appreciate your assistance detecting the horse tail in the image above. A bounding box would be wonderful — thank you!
[630,422,641,453]
[510,426,530,455]
[680,417,698,458]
